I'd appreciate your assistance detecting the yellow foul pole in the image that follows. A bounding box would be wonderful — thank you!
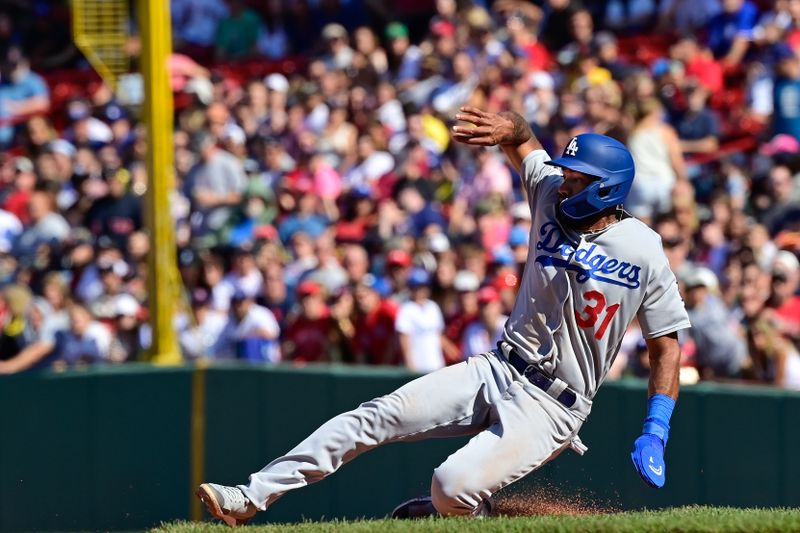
[138,0,181,364]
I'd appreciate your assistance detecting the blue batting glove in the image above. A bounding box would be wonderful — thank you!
[631,433,666,488]
[631,394,675,489]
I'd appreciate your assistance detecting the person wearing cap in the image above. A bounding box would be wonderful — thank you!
[592,31,630,81]
[89,258,133,322]
[321,23,355,71]
[462,286,508,359]
[768,250,800,339]
[180,287,229,360]
[108,294,145,363]
[385,21,422,89]
[394,268,446,373]
[443,269,481,365]
[352,274,401,366]
[85,167,142,250]
[509,224,530,267]
[682,266,747,379]
[385,248,413,303]
[335,185,377,244]
[283,281,334,363]
[215,289,281,363]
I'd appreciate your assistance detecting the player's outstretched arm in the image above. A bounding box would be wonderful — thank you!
[452,107,542,174]
[630,332,681,489]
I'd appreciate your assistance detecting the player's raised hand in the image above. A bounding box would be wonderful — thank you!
[452,107,526,147]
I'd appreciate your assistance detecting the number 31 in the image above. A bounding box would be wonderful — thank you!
[575,290,620,340]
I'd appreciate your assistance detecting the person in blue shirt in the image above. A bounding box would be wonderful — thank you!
[705,0,759,65]
[773,46,800,140]
[277,181,329,244]
[0,47,49,147]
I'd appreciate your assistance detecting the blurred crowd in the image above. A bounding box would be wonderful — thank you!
[0,0,799,390]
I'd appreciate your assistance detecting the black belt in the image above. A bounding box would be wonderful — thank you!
[504,348,577,408]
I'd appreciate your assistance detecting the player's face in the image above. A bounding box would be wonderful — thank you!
[558,168,595,201]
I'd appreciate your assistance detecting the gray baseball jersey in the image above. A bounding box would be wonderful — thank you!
[226,147,691,520]
[503,150,691,398]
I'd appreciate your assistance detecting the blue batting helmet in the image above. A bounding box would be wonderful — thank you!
[545,133,635,223]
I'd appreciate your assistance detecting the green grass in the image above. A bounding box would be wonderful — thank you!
[152,506,800,533]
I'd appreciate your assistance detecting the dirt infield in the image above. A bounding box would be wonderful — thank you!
[494,486,618,517]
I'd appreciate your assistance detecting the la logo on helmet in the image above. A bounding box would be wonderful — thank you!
[565,137,579,156]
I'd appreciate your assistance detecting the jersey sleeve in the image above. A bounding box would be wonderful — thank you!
[637,257,691,339]
[520,149,561,199]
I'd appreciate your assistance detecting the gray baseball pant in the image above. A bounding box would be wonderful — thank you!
[238,350,590,516]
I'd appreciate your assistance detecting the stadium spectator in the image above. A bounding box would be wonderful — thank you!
[215,289,281,362]
[50,302,112,368]
[283,280,333,363]
[705,0,758,65]
[0,46,49,147]
[351,274,401,366]
[626,97,688,221]
[214,0,261,61]
[772,45,800,139]
[682,266,748,379]
[0,0,798,393]
[171,0,229,62]
[462,286,507,358]
[395,268,445,372]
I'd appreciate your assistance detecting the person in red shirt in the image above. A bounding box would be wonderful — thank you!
[282,281,334,363]
[351,275,400,366]
[768,251,800,340]
[3,157,36,225]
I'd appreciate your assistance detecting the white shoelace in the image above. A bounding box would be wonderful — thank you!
[217,485,249,511]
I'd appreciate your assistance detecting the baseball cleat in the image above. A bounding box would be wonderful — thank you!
[391,495,494,518]
[196,483,257,527]
[391,496,438,519]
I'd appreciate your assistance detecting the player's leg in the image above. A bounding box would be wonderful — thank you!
[199,351,514,520]
[429,381,584,516]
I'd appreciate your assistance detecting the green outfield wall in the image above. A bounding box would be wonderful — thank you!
[1,363,799,532]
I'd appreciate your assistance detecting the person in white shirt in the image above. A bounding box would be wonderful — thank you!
[180,287,229,360]
[0,207,22,254]
[395,268,446,373]
[214,291,281,363]
[220,247,264,300]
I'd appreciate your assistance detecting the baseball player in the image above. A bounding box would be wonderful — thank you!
[196,107,690,525]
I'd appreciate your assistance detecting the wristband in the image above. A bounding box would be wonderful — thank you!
[642,393,675,445]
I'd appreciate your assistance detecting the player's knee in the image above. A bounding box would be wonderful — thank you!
[430,467,477,516]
